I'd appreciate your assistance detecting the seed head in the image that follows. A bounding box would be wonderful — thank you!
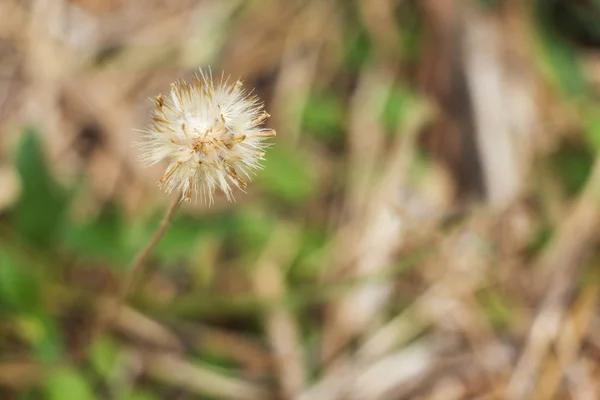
[138,69,275,203]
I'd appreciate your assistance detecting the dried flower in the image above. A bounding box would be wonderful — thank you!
[139,69,275,203]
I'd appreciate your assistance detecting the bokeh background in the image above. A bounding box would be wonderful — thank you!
[2,0,600,399]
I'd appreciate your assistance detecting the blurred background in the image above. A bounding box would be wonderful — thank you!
[2,0,600,399]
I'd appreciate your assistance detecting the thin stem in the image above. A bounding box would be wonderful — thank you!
[120,195,181,300]
[75,196,181,362]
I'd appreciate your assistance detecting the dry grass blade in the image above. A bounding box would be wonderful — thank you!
[100,298,184,352]
[252,224,306,399]
[144,352,271,400]
[322,74,432,363]
[463,9,526,208]
[506,156,600,400]
[0,362,44,389]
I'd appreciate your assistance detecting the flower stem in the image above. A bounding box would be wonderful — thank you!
[121,195,181,299]
[76,196,181,362]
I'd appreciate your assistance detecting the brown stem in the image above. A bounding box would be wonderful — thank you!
[74,196,181,362]
[120,195,181,300]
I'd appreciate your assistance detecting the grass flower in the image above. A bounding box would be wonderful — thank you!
[139,69,276,203]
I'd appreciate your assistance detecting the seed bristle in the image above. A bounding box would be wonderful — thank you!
[251,130,276,138]
[225,165,247,188]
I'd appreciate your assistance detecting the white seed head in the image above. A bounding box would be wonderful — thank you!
[138,69,275,204]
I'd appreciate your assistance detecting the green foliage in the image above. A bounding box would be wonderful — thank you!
[583,106,600,152]
[153,213,208,264]
[397,5,422,61]
[535,1,589,99]
[344,26,371,70]
[0,251,41,312]
[302,92,346,143]
[526,225,553,257]
[230,207,275,254]
[89,336,120,378]
[477,289,514,330]
[257,146,316,205]
[289,226,329,281]
[381,85,419,132]
[21,313,63,362]
[13,129,67,249]
[550,141,593,195]
[63,204,129,267]
[44,369,96,400]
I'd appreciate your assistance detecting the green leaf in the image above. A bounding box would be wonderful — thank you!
[127,208,237,268]
[0,250,40,312]
[477,289,514,330]
[231,207,275,253]
[302,92,345,142]
[535,2,588,99]
[89,336,120,378]
[62,204,128,266]
[154,214,207,263]
[289,227,329,281]
[550,141,593,195]
[44,368,96,400]
[344,25,371,70]
[17,389,40,400]
[19,313,63,362]
[257,146,316,204]
[584,107,600,152]
[398,6,422,61]
[381,86,419,132]
[13,129,67,248]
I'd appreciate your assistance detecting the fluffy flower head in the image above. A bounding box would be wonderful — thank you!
[139,69,275,203]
